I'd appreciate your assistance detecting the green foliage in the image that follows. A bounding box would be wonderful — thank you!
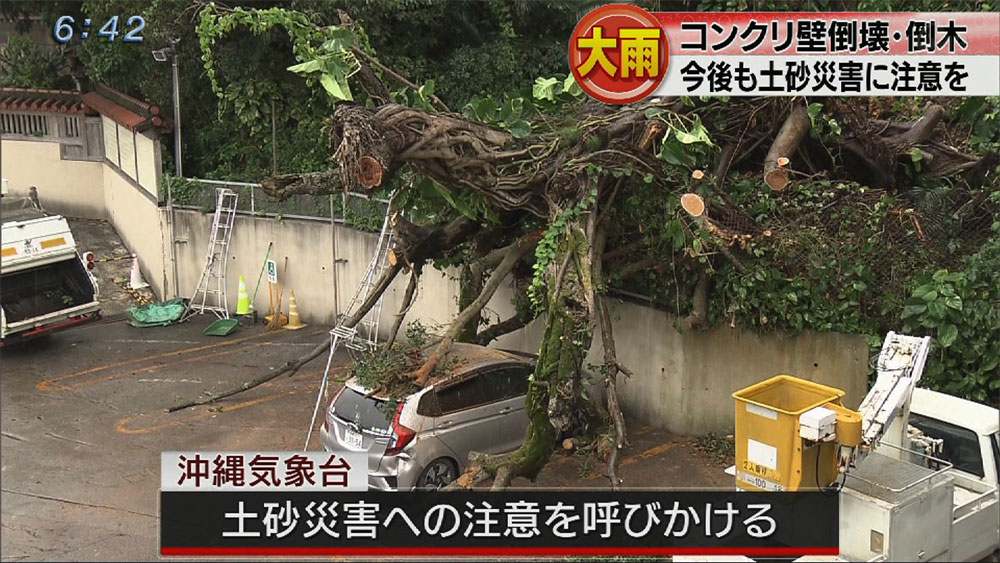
[286,0,575,108]
[161,176,202,205]
[405,320,430,348]
[712,180,901,334]
[900,242,1000,402]
[957,97,1000,156]
[351,344,419,417]
[0,34,71,89]
[650,111,717,169]
[460,75,584,140]
[807,102,841,140]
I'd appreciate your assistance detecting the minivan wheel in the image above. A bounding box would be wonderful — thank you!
[417,458,457,490]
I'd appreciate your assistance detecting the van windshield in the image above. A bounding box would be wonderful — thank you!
[331,387,394,432]
[909,412,984,478]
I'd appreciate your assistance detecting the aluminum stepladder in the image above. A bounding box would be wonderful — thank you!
[305,194,397,449]
[183,188,238,320]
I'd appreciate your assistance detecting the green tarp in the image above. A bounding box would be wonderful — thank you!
[126,298,187,328]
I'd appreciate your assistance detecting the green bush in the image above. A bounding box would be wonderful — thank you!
[901,238,1000,403]
[0,34,72,89]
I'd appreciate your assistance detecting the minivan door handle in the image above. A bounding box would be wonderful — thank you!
[439,420,454,427]
[498,407,512,414]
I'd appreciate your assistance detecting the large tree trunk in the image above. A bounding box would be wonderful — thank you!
[455,212,595,488]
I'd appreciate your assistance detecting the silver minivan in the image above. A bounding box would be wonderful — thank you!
[320,343,534,490]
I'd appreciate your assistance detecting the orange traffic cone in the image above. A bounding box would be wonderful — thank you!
[284,290,306,330]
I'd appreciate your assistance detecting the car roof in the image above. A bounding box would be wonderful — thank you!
[427,342,534,384]
[911,387,1000,436]
[345,343,534,399]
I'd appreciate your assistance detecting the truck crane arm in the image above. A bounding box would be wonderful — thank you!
[835,331,932,473]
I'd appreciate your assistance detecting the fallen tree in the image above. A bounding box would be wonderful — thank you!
[178,4,998,488]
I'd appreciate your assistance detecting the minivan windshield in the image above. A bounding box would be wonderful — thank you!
[331,387,394,432]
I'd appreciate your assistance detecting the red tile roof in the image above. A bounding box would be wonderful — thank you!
[0,88,86,114]
[0,84,171,133]
[80,91,148,130]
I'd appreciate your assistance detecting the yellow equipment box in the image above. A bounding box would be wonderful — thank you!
[733,375,847,492]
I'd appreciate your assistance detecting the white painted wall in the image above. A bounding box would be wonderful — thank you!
[1,140,106,219]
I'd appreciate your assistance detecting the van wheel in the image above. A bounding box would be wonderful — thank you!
[417,458,457,490]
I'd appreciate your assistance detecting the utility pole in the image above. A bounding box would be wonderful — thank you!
[170,37,182,178]
[153,38,183,297]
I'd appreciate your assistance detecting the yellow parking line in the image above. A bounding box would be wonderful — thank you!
[115,370,324,435]
[115,391,293,435]
[584,441,677,480]
[59,342,275,391]
[36,330,273,391]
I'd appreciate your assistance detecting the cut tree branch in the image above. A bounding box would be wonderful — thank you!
[260,170,341,200]
[679,272,709,331]
[763,105,810,191]
[885,104,944,150]
[351,47,450,113]
[474,314,529,345]
[167,340,328,412]
[598,297,630,490]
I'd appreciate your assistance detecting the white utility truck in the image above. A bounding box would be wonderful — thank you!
[1,181,101,345]
[681,332,998,562]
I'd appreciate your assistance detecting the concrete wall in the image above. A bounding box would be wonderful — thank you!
[169,209,464,332]
[168,208,869,435]
[490,292,868,435]
[103,167,168,298]
[1,140,106,219]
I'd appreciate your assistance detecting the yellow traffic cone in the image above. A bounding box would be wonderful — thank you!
[284,290,306,330]
[235,275,251,315]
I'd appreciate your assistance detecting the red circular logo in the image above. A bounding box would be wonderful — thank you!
[569,4,668,104]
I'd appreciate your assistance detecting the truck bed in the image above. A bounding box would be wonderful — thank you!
[2,257,96,321]
[2,201,101,341]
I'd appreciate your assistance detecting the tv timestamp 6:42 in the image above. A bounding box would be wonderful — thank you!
[53,15,145,43]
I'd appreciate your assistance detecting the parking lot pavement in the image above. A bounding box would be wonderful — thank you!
[526,425,732,490]
[1,317,341,561]
[67,218,156,315]
[1,316,723,561]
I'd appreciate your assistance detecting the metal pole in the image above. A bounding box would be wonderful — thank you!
[171,41,182,178]
[168,39,182,298]
[271,99,277,176]
[165,177,179,298]
[330,195,339,319]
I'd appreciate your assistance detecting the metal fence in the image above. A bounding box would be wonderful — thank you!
[165,177,391,231]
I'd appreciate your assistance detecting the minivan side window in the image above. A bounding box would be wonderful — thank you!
[435,376,489,414]
[481,364,532,402]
